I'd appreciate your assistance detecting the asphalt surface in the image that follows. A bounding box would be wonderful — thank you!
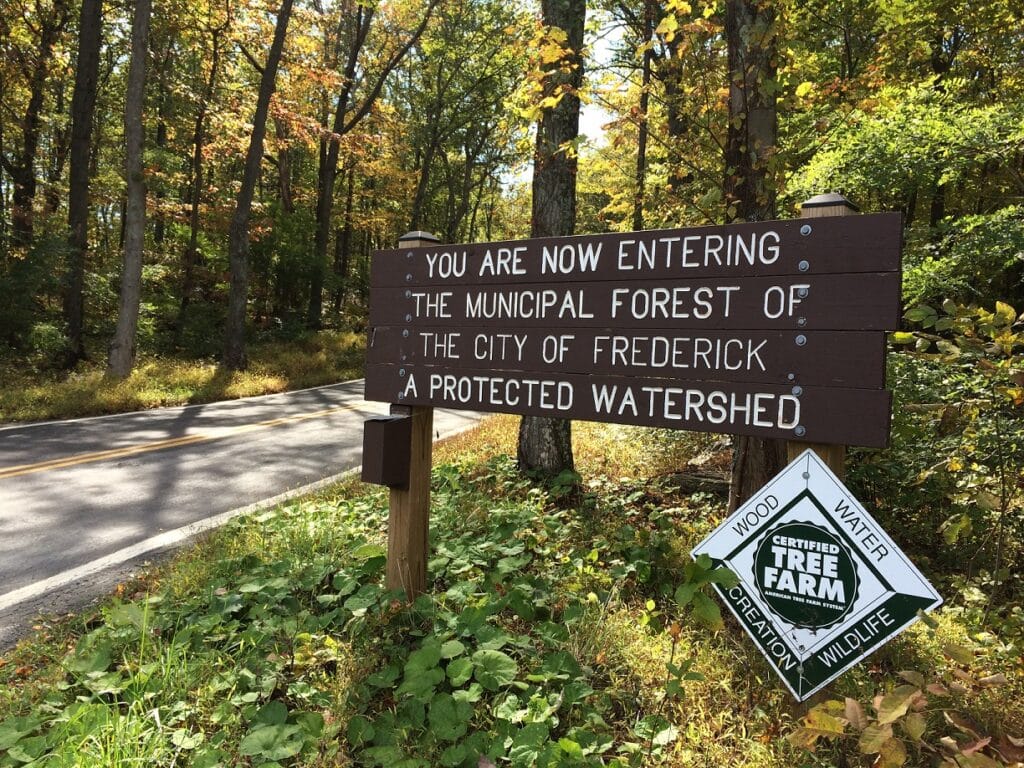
[0,381,484,647]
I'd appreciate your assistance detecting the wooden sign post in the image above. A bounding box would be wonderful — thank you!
[386,231,437,599]
[786,194,861,479]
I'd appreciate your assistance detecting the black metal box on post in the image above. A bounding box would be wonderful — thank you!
[361,416,412,489]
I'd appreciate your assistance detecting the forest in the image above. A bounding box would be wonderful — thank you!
[1,0,1024,765]
[1,0,1021,377]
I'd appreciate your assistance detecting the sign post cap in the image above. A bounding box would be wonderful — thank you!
[398,230,441,246]
[801,192,859,212]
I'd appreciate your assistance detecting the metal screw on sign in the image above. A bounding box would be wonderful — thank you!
[795,334,807,346]
[399,368,406,377]
[794,426,807,437]
[797,287,809,298]
[405,314,413,323]
[406,274,413,282]
[798,260,810,272]
[800,224,812,235]
[406,252,413,260]
[797,317,807,327]
[787,373,795,381]
[402,329,409,338]
[405,290,412,298]
[792,386,803,396]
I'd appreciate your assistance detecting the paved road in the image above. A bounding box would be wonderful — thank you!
[0,381,483,646]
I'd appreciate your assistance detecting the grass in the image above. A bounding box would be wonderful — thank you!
[0,330,366,423]
[0,419,1021,767]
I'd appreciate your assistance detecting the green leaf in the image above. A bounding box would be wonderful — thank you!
[942,643,975,665]
[0,716,43,750]
[691,590,724,630]
[878,736,908,766]
[396,667,444,699]
[440,639,466,659]
[859,723,893,754]
[428,693,473,742]
[440,742,468,767]
[67,637,112,674]
[252,701,288,726]
[447,657,474,686]
[509,723,550,768]
[406,640,443,674]
[674,583,697,606]
[238,724,304,760]
[876,686,919,725]
[706,567,740,588]
[472,649,518,691]
[346,715,375,747]
[352,543,386,560]
[890,331,916,344]
[171,729,205,750]
[903,712,926,741]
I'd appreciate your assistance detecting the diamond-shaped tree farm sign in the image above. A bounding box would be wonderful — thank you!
[692,449,942,700]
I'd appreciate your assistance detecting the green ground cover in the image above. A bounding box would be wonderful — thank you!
[1,416,1021,767]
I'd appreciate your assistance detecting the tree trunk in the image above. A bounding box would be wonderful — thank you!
[224,0,294,371]
[2,1,70,247]
[332,165,356,314]
[62,0,103,367]
[724,0,784,510]
[517,0,585,476]
[107,0,152,378]
[307,1,438,329]
[632,0,653,232]
[178,22,226,332]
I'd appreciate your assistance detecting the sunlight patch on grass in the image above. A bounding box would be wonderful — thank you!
[0,331,365,422]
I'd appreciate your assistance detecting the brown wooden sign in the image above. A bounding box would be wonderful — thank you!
[365,364,893,447]
[367,327,885,389]
[364,213,902,447]
[371,213,901,287]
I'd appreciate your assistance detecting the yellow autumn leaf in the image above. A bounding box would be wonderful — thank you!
[796,81,814,97]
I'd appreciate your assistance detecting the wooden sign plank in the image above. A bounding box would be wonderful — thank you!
[368,273,901,332]
[371,213,902,287]
[364,364,893,448]
[367,327,886,390]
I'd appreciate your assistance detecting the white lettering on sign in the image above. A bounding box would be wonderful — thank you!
[591,385,800,429]
[410,291,453,318]
[479,246,527,276]
[428,374,574,411]
[541,242,602,274]
[834,498,891,561]
[609,286,739,320]
[591,335,767,372]
[816,608,895,668]
[731,494,780,537]
[424,250,467,279]
[419,331,460,359]
[763,284,809,319]
[472,333,527,362]
[616,230,781,271]
[465,289,594,320]
[762,535,845,604]
[728,586,798,671]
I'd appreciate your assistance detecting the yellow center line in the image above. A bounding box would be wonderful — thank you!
[0,403,365,481]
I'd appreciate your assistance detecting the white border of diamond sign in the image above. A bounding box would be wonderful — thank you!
[692,449,942,700]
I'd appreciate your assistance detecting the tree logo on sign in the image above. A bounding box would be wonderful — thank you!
[753,522,859,629]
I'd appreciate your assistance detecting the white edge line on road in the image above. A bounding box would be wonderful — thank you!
[0,379,368,432]
[0,416,483,615]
